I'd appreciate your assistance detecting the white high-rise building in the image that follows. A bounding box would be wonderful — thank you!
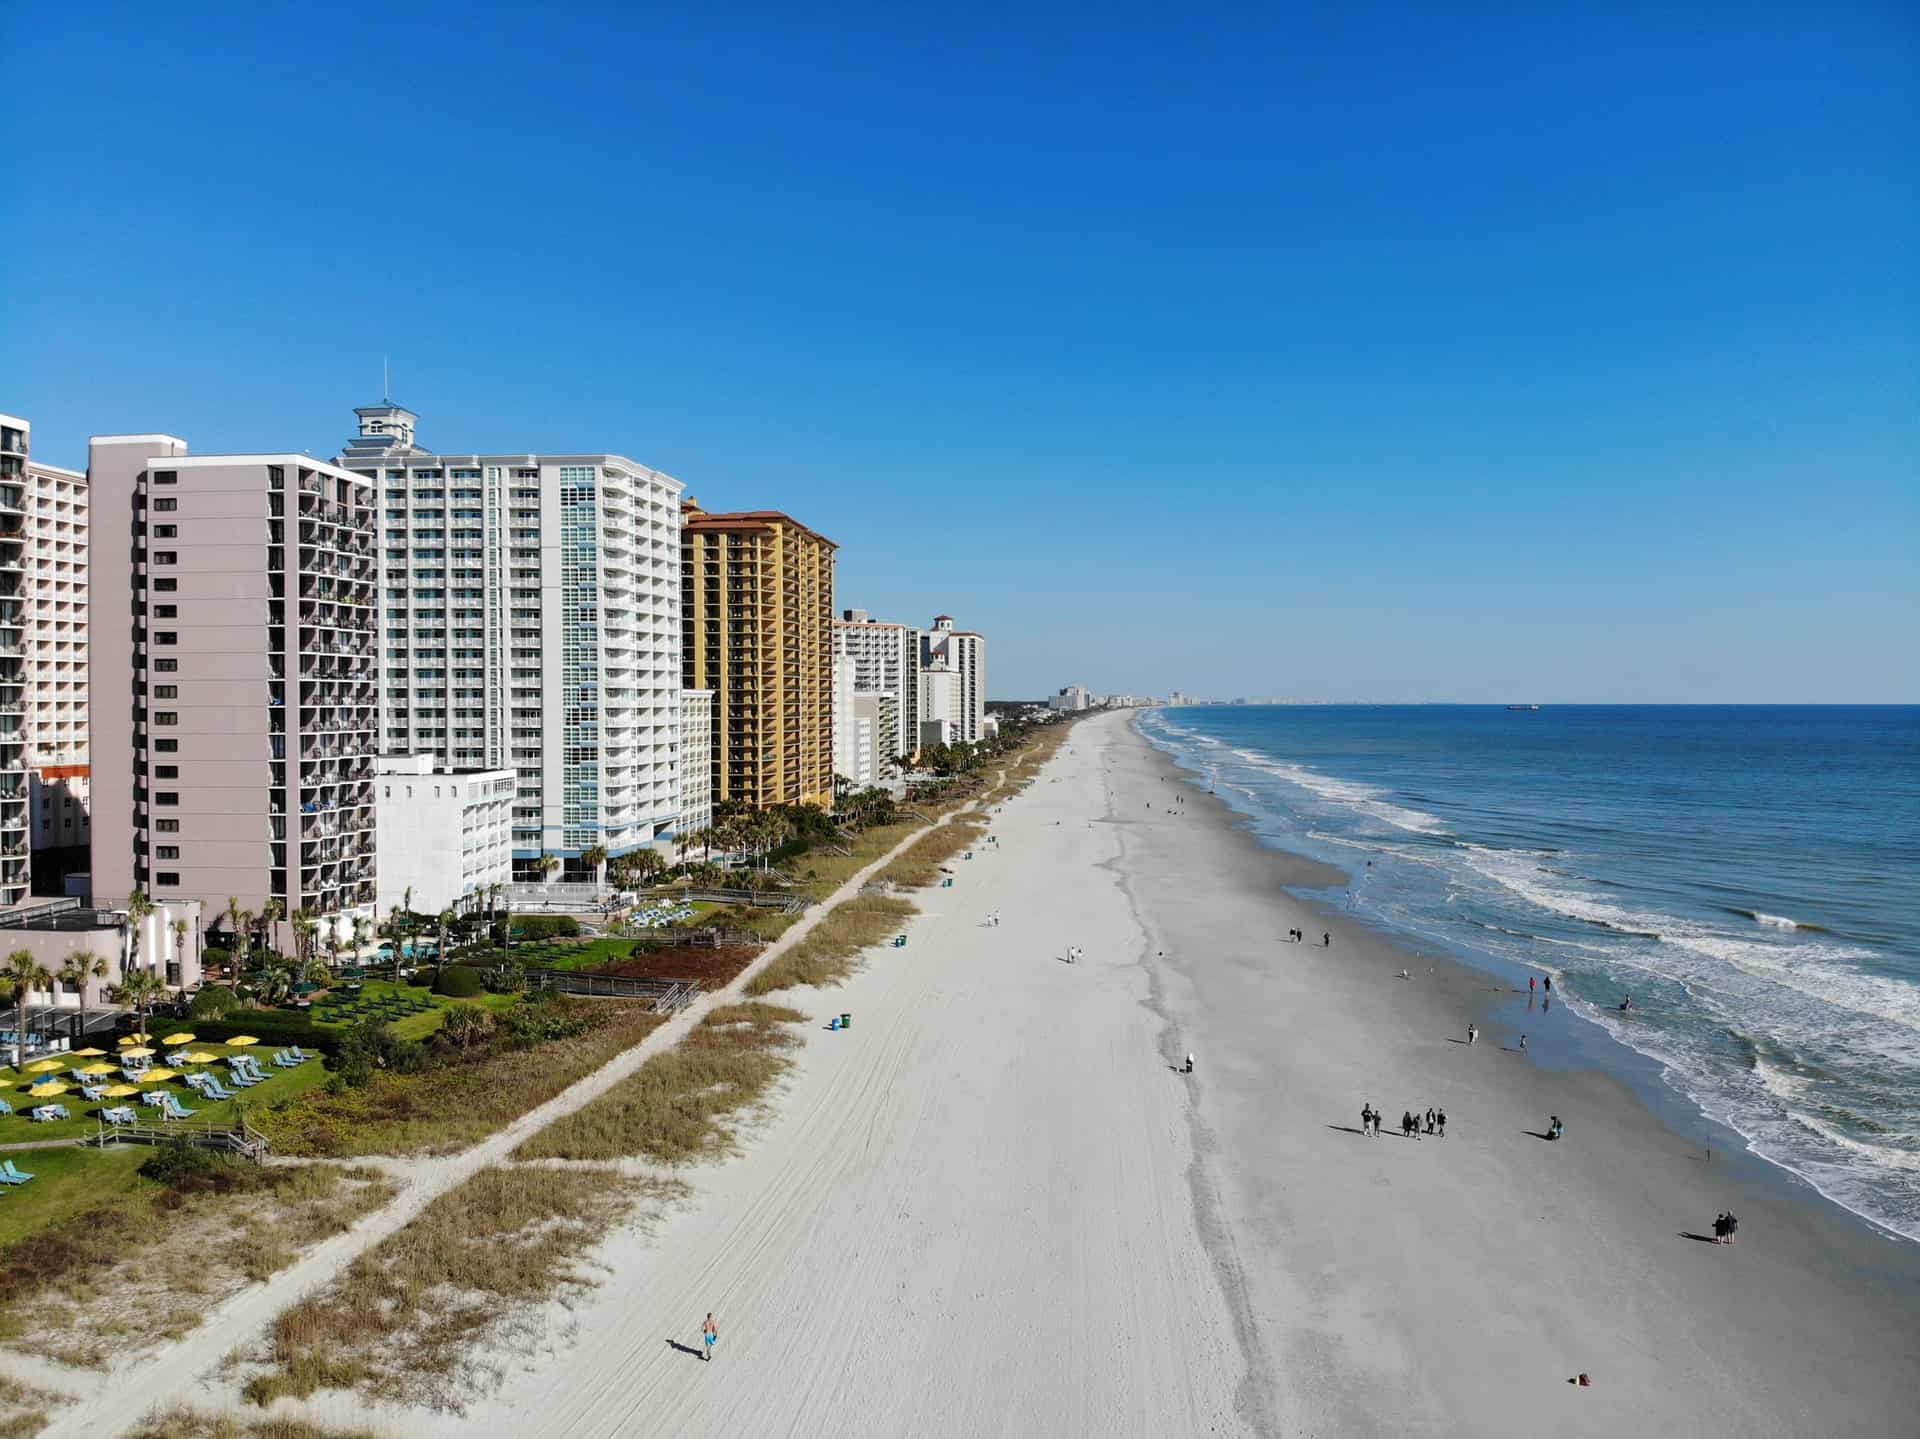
[340,404,684,880]
[922,615,985,743]
[676,689,714,849]
[375,754,514,916]
[832,655,890,790]
[832,609,918,759]
[0,416,32,903]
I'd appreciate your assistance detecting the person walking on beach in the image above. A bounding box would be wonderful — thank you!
[1323,932,1331,947]
[702,1312,718,1361]
[1361,1102,1374,1136]
[1436,1107,1446,1137]
[1184,1052,1195,1074]
[1466,1023,1478,1046]
[1425,1107,1436,1135]
[1519,1034,1528,1053]
[1543,975,1551,995]
[1529,975,1536,994]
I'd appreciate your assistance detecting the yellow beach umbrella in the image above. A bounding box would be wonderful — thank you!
[71,1047,107,1057]
[121,1047,155,1059]
[102,1083,140,1098]
[116,1034,151,1046]
[227,1036,260,1047]
[28,1081,69,1096]
[141,1068,179,1082]
[184,1051,220,1064]
[80,1062,117,1075]
[25,1059,64,1073]
[161,1033,195,1045]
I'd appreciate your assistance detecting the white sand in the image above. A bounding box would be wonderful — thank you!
[404,723,1249,1437]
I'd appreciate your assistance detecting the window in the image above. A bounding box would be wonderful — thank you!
[152,551,177,565]
[157,846,180,860]
[154,524,177,539]
[267,465,284,487]
[154,658,178,673]
[156,818,180,833]
[155,631,177,645]
[154,579,177,593]
[154,496,177,512]
[155,738,178,753]
[156,872,181,886]
[156,792,179,806]
[154,685,178,700]
[155,604,177,617]
[152,471,177,486]
[154,711,178,725]
[156,763,178,777]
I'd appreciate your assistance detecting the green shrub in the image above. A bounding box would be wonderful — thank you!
[330,1021,425,1089]
[513,914,581,940]
[202,945,232,967]
[189,983,240,1019]
[433,965,485,998]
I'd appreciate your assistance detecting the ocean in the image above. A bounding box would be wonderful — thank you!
[1135,705,1920,1242]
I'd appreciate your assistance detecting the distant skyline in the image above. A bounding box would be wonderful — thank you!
[3,2,1913,701]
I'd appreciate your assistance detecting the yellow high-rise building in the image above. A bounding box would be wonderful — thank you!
[680,500,837,809]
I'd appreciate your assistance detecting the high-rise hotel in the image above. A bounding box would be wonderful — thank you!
[340,404,683,877]
[681,501,836,808]
[88,435,379,938]
[0,416,33,904]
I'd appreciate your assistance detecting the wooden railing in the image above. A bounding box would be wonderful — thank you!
[91,1117,271,1162]
[523,969,701,1012]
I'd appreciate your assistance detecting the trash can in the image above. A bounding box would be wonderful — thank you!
[841,1013,852,1029]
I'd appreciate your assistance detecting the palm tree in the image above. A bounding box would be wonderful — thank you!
[436,908,454,964]
[301,956,331,988]
[538,853,561,883]
[354,914,374,961]
[579,844,607,890]
[293,907,318,969]
[254,961,294,1008]
[170,916,189,984]
[4,950,53,1073]
[441,1003,494,1054]
[226,895,244,956]
[58,950,109,1035]
[262,897,286,961]
[112,968,168,1039]
[236,908,255,969]
[124,888,155,977]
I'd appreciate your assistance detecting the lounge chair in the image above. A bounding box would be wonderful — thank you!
[226,1069,260,1088]
[79,1083,106,1102]
[287,1045,309,1062]
[1,1159,33,1183]
[0,1098,11,1114]
[165,1050,191,1067]
[160,1097,196,1121]
[102,1106,136,1125]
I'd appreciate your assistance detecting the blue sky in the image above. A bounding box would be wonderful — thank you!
[3,2,1914,701]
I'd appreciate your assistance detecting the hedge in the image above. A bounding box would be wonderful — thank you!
[511,914,581,940]
[184,1011,344,1055]
[433,965,486,998]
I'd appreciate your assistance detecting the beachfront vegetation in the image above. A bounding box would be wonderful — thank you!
[245,1164,686,1410]
[260,994,663,1157]
[0,1145,392,1367]
[513,1001,807,1164]
[745,895,918,996]
[0,1374,58,1439]
[130,1407,383,1439]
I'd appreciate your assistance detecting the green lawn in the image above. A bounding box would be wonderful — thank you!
[0,1042,335,1147]
[0,1144,156,1247]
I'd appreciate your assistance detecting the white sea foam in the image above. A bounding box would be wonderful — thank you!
[1224,751,1451,837]
[1751,911,1800,930]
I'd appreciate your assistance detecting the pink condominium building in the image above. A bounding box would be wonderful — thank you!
[88,436,379,942]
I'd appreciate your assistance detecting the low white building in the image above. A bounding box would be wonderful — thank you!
[676,690,714,851]
[1050,684,1093,712]
[375,755,514,916]
[0,895,203,1017]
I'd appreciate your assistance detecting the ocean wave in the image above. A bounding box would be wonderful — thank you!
[1221,752,1452,838]
[1726,907,1832,934]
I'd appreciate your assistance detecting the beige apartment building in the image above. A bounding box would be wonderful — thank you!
[25,442,89,862]
[89,436,378,942]
[681,501,836,808]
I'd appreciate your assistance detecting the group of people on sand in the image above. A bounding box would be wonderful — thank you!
[1360,1103,1445,1138]
[1712,1211,1739,1244]
[1283,928,1330,946]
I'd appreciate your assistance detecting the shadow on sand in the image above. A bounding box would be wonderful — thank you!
[1678,1232,1720,1244]
[665,1339,706,1361]
[1523,1130,1556,1141]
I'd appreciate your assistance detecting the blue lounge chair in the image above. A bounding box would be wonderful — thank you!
[0,1098,11,1114]
[226,1069,259,1088]
[160,1096,196,1121]
[79,1083,106,1101]
[0,1159,32,1183]
[104,1106,137,1125]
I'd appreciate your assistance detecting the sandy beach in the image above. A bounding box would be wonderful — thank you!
[290,710,1916,1437]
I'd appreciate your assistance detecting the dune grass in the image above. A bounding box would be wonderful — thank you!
[245,1164,684,1410]
[875,816,989,890]
[260,999,663,1157]
[0,1156,393,1368]
[744,894,919,996]
[512,1002,808,1164]
[0,1375,57,1439]
[129,1407,383,1439]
